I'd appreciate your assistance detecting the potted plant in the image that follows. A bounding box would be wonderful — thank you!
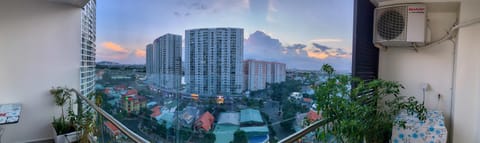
[315,64,427,143]
[50,87,80,143]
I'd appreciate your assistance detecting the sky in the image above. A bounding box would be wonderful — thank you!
[96,0,354,72]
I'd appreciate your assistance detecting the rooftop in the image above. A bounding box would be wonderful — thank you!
[213,124,239,143]
[240,108,264,124]
[217,112,240,126]
[196,111,214,131]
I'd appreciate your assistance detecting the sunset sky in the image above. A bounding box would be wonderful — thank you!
[96,0,354,72]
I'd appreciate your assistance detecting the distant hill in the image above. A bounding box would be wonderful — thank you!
[96,61,120,66]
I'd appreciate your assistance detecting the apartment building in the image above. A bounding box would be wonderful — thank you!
[244,59,286,91]
[146,34,182,90]
[185,28,244,96]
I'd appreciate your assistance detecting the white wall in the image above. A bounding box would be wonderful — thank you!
[452,0,480,142]
[0,1,81,142]
[378,2,459,133]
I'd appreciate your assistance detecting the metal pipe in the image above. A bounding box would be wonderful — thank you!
[71,89,150,143]
[278,119,330,143]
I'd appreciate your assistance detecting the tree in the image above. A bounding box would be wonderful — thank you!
[268,80,302,102]
[280,100,307,131]
[315,64,427,143]
[232,130,248,143]
[154,122,167,138]
[201,132,216,143]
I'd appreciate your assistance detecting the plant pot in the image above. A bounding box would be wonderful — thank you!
[52,125,80,143]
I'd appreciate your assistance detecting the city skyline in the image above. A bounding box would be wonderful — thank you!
[96,0,353,72]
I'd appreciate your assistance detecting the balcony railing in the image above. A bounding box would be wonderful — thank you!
[72,89,150,143]
[278,119,330,143]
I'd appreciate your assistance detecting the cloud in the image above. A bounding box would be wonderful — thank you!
[101,42,129,53]
[175,0,248,16]
[312,43,331,52]
[97,41,145,64]
[285,44,307,50]
[306,52,329,59]
[310,38,343,43]
[135,49,146,58]
[245,30,352,72]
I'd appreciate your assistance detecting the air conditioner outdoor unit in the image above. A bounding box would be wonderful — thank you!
[373,4,426,47]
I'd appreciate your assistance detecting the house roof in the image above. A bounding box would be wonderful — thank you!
[196,111,215,131]
[122,94,147,103]
[240,108,263,124]
[126,89,138,95]
[104,89,110,94]
[217,112,240,125]
[181,106,199,123]
[159,112,174,128]
[307,110,321,122]
[104,121,120,135]
[240,126,269,134]
[150,105,162,118]
[213,124,239,143]
[303,98,313,103]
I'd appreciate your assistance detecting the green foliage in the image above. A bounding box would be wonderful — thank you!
[179,127,192,141]
[280,101,308,131]
[50,87,76,135]
[154,121,168,138]
[50,87,102,142]
[201,132,216,143]
[232,130,248,143]
[268,125,277,143]
[243,98,264,109]
[315,64,427,143]
[268,80,302,101]
[52,117,76,135]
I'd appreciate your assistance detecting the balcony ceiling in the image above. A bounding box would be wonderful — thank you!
[49,0,89,7]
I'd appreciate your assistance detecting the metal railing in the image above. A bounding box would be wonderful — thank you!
[278,119,330,143]
[72,89,150,143]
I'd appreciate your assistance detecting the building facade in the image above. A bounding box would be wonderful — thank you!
[121,94,147,114]
[244,59,286,91]
[185,28,244,96]
[146,43,154,75]
[147,34,182,90]
[80,0,96,96]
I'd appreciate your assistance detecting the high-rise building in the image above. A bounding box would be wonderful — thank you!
[244,59,286,91]
[148,34,182,90]
[146,43,154,75]
[80,0,96,96]
[185,28,244,96]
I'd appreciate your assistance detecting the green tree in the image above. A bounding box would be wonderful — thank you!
[316,64,427,143]
[232,130,248,143]
[201,132,216,143]
[154,122,167,138]
[279,100,307,131]
[268,80,302,102]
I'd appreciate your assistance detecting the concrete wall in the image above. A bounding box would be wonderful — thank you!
[0,1,81,142]
[378,2,459,132]
[452,0,480,142]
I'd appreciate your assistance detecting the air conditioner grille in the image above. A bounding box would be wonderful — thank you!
[377,10,405,40]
